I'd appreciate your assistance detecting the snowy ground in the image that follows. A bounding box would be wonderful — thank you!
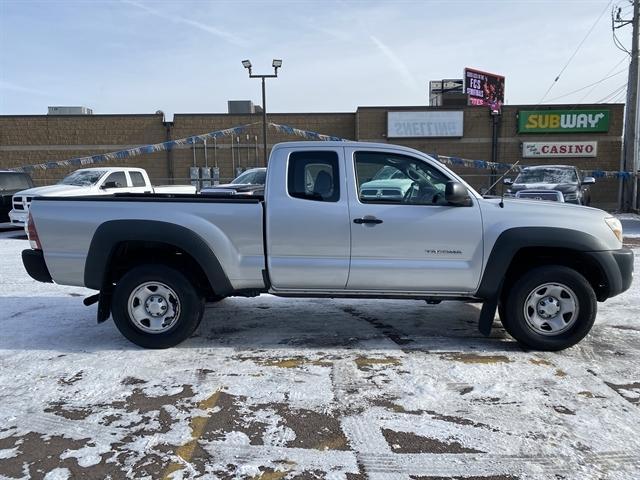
[0,231,638,480]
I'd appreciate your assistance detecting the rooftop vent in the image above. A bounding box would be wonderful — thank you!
[47,106,93,115]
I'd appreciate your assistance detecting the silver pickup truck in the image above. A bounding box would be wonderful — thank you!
[22,141,633,351]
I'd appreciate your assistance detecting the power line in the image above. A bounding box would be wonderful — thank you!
[612,86,628,103]
[542,63,628,103]
[612,1,634,53]
[539,0,613,103]
[577,54,630,102]
[595,82,628,102]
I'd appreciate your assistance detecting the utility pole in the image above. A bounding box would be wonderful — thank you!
[618,0,640,212]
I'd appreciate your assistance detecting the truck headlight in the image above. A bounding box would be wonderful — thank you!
[563,192,578,201]
[605,217,623,242]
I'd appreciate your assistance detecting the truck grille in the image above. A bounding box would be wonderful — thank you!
[360,188,403,200]
[12,196,33,211]
[516,191,564,202]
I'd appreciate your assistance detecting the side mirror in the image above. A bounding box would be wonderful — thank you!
[102,181,119,189]
[445,181,471,206]
[503,178,513,186]
[582,177,596,185]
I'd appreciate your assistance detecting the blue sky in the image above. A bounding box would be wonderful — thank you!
[0,0,633,116]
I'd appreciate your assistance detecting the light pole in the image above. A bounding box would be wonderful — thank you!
[242,59,282,165]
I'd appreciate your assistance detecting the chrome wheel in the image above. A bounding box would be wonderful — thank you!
[127,281,180,334]
[523,282,579,336]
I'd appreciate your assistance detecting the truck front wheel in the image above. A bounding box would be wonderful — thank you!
[111,265,204,349]
[501,266,597,351]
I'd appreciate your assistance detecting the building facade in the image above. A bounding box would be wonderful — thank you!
[0,103,623,208]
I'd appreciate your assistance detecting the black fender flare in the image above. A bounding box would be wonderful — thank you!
[84,220,234,297]
[476,227,610,335]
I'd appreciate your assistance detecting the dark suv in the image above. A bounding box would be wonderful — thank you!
[0,171,34,223]
[505,165,595,205]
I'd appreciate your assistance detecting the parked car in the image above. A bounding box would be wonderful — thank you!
[23,141,632,351]
[0,171,34,225]
[358,165,415,202]
[9,167,195,226]
[201,167,266,196]
[504,165,595,205]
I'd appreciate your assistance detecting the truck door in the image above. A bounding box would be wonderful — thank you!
[345,147,484,293]
[266,147,351,290]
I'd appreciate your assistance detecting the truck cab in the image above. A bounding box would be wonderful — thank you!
[265,143,483,293]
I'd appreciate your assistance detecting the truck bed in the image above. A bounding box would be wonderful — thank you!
[30,195,266,290]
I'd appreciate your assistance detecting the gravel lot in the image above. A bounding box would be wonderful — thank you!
[0,229,638,480]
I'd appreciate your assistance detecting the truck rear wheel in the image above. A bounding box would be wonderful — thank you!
[501,266,597,351]
[111,265,204,349]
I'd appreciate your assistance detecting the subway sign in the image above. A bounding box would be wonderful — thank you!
[518,109,609,133]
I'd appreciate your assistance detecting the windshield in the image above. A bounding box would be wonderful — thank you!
[232,169,266,185]
[372,165,408,181]
[515,168,578,184]
[0,173,32,191]
[59,170,106,186]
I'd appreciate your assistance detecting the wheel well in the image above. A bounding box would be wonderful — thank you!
[104,241,217,300]
[502,247,609,302]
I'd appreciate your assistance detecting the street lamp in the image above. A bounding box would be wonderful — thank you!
[242,59,282,165]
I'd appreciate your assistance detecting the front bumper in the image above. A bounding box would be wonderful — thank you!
[22,249,53,283]
[9,209,27,226]
[586,248,634,300]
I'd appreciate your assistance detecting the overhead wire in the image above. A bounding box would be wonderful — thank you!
[595,83,628,103]
[576,54,630,102]
[538,0,614,103]
[612,87,628,103]
[612,1,632,54]
[542,62,628,103]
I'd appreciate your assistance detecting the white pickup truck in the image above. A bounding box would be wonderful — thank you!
[9,167,195,226]
[22,142,633,351]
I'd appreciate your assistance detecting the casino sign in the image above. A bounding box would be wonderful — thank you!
[522,141,598,158]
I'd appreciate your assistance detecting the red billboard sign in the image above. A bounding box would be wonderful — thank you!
[464,68,505,112]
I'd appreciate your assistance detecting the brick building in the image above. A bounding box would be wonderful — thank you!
[0,103,623,208]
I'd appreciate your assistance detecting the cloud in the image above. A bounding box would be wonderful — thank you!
[369,35,421,93]
[121,0,248,47]
[0,81,48,96]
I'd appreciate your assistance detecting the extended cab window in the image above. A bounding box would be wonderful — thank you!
[103,171,127,188]
[130,171,146,187]
[288,151,340,202]
[355,151,449,205]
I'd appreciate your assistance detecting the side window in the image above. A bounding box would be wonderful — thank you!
[287,151,340,202]
[130,171,146,187]
[355,151,450,205]
[103,171,127,188]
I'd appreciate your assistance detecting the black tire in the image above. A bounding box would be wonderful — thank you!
[501,266,597,351]
[111,264,204,349]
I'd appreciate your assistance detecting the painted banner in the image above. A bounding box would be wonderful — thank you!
[523,141,598,158]
[518,110,609,133]
[387,111,464,138]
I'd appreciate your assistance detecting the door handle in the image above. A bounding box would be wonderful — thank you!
[353,217,383,225]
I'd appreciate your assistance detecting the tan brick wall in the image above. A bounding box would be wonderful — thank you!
[170,113,355,183]
[0,105,623,208]
[0,114,168,184]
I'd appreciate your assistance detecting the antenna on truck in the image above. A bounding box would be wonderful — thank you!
[484,161,520,208]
